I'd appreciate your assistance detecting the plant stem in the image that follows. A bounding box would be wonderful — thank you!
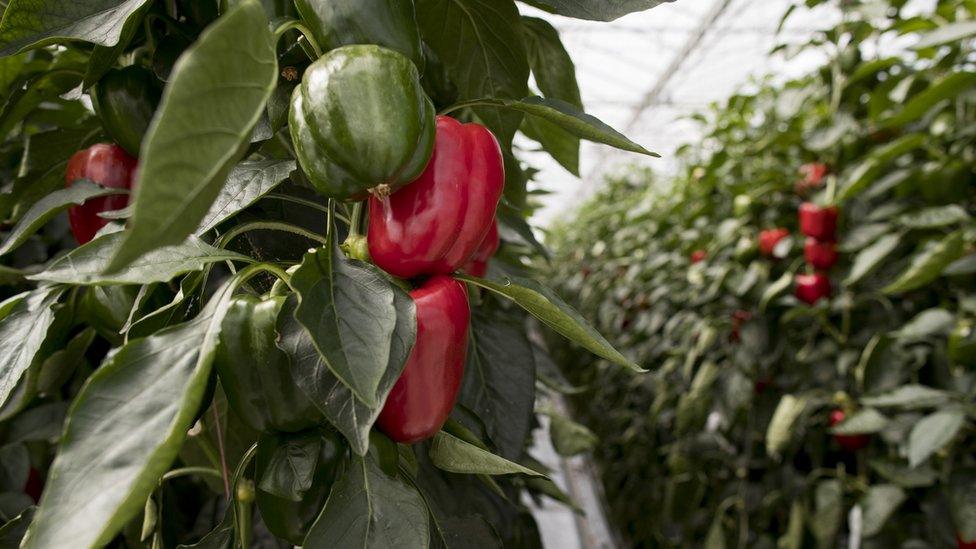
[211,405,231,499]
[439,99,502,116]
[348,202,365,237]
[161,467,224,482]
[216,221,328,249]
[273,20,323,58]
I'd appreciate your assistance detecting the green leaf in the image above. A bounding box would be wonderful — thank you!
[460,308,536,460]
[257,431,322,502]
[277,292,414,456]
[196,160,295,234]
[0,507,34,547]
[416,0,528,146]
[882,231,965,294]
[521,116,579,176]
[760,272,793,312]
[766,394,807,457]
[861,384,950,410]
[914,20,976,48]
[521,0,674,21]
[837,134,925,200]
[893,308,954,341]
[830,408,888,435]
[107,0,277,271]
[860,484,906,537]
[778,501,805,549]
[844,233,901,286]
[457,274,641,371]
[907,408,966,467]
[547,413,597,457]
[21,276,241,548]
[28,232,251,285]
[467,96,656,156]
[948,474,976,543]
[0,0,152,55]
[82,0,150,88]
[883,72,976,128]
[810,479,842,547]
[869,459,938,488]
[429,432,545,477]
[0,181,127,257]
[898,205,970,229]
[291,244,405,408]
[177,508,234,549]
[0,287,64,409]
[304,455,429,548]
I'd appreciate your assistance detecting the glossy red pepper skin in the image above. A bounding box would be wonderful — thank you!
[462,219,500,277]
[804,238,838,270]
[368,115,504,279]
[759,228,790,257]
[795,272,831,305]
[377,275,470,443]
[829,409,869,452]
[959,534,976,549]
[690,249,707,264]
[798,202,838,241]
[65,143,137,244]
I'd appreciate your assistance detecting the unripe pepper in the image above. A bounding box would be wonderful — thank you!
[759,228,790,258]
[65,143,137,245]
[690,249,707,264]
[462,219,500,277]
[91,66,161,156]
[294,0,424,69]
[798,202,839,241]
[377,275,470,443]
[289,45,435,200]
[215,295,321,433]
[804,238,838,270]
[368,115,504,279]
[255,429,343,545]
[795,272,831,305]
[829,409,869,452]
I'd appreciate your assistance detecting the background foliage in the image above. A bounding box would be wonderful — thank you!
[549,0,976,546]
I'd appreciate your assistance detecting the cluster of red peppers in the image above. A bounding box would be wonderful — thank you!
[795,202,839,305]
[369,115,504,443]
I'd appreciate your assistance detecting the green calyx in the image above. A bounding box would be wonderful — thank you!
[294,0,424,70]
[289,45,435,201]
[91,65,161,156]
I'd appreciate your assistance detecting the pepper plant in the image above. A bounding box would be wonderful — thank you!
[0,0,669,546]
[550,0,976,546]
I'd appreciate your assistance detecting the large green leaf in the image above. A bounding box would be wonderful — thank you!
[0,181,127,257]
[860,484,906,537]
[195,159,295,234]
[0,0,152,55]
[21,277,241,548]
[861,384,950,410]
[883,72,976,128]
[844,233,901,286]
[277,292,414,456]
[898,205,970,229]
[766,394,807,457]
[520,0,674,21]
[882,231,965,294]
[28,232,251,285]
[107,0,277,271]
[303,455,429,548]
[459,308,535,460]
[458,274,641,371]
[416,0,528,146]
[907,408,966,467]
[290,243,406,408]
[0,287,63,410]
[914,20,976,48]
[837,134,925,200]
[429,432,545,477]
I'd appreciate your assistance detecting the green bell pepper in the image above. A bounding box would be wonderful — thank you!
[91,66,161,156]
[289,45,435,200]
[214,294,321,433]
[255,429,344,545]
[295,0,424,70]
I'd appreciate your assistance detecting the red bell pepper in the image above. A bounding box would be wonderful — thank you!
[65,143,137,244]
[829,409,869,452]
[798,202,838,241]
[462,219,499,277]
[759,228,790,258]
[25,467,43,503]
[690,249,707,264]
[959,534,976,549]
[804,237,838,270]
[800,162,828,186]
[795,272,831,305]
[377,275,470,443]
[368,115,504,279]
